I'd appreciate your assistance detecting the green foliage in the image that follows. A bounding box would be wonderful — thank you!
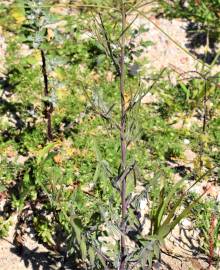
[0,217,11,238]
[192,199,220,257]
[0,0,219,269]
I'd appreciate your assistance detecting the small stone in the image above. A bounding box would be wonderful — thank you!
[17,155,28,165]
[56,262,62,268]
[140,198,147,210]
[26,228,31,233]
[142,217,151,236]
[183,139,190,145]
[181,218,192,228]
[183,149,197,163]
[141,93,158,104]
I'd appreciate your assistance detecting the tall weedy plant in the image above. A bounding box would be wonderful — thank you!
[85,1,167,268]
[118,2,127,269]
[85,1,218,269]
[1,0,218,268]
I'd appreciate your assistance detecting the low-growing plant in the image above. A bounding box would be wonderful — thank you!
[0,217,11,238]
[192,199,220,259]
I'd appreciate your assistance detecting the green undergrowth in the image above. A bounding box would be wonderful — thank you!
[0,0,220,268]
